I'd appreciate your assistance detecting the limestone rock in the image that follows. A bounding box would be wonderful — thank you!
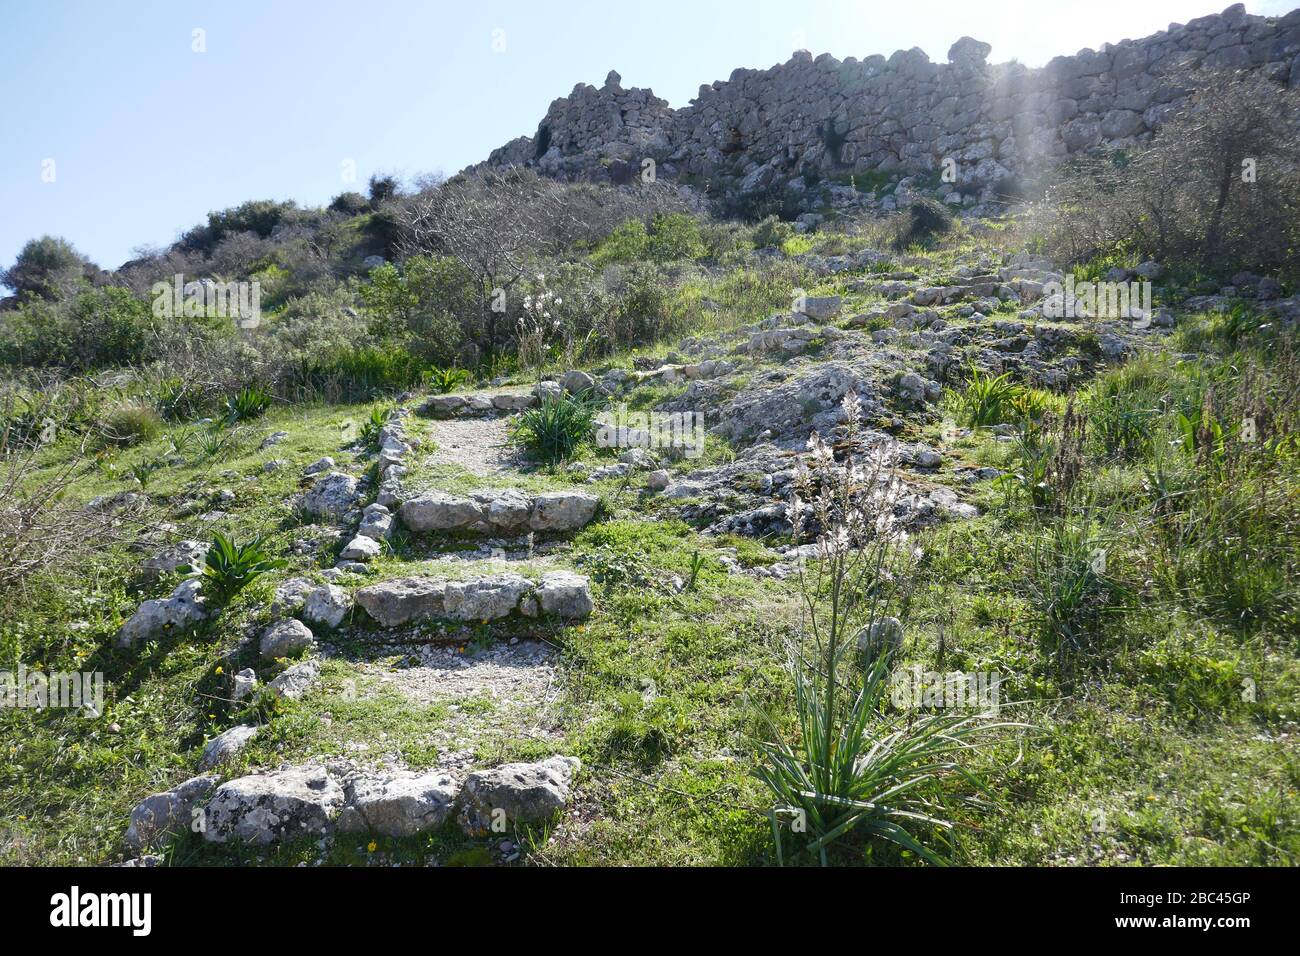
[198,724,260,771]
[355,577,446,627]
[115,579,208,648]
[269,659,320,700]
[204,765,344,845]
[303,584,351,629]
[458,756,580,833]
[259,619,315,660]
[338,770,461,837]
[124,774,219,851]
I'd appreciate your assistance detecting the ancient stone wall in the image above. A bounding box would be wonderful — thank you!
[478,4,1300,200]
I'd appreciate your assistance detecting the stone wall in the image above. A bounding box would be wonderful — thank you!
[477,4,1300,200]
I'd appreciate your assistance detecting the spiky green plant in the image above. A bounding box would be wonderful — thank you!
[223,384,273,424]
[955,364,1024,427]
[509,389,600,464]
[188,532,287,608]
[755,394,1007,864]
[425,366,470,394]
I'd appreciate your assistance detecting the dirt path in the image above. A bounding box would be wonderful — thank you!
[420,415,521,477]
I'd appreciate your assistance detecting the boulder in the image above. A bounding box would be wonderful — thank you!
[303,584,351,629]
[204,765,344,845]
[339,534,382,562]
[198,724,260,771]
[561,370,595,394]
[269,659,320,700]
[124,774,219,851]
[400,492,483,532]
[338,770,461,837]
[534,571,594,619]
[259,619,315,660]
[355,577,446,627]
[458,756,580,833]
[300,472,360,521]
[443,574,534,621]
[115,579,208,648]
[529,491,599,531]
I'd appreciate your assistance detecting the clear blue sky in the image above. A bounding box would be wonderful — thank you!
[2,0,1294,284]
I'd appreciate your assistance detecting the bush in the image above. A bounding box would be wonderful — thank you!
[888,197,953,250]
[0,286,156,370]
[2,235,96,301]
[646,213,706,262]
[98,402,162,447]
[752,215,794,249]
[509,390,600,464]
[590,219,650,267]
[1032,77,1300,282]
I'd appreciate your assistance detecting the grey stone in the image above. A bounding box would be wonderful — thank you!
[458,756,580,833]
[115,579,208,648]
[125,774,219,851]
[355,577,446,627]
[338,770,461,837]
[303,584,351,629]
[529,491,599,531]
[204,765,344,845]
[300,472,360,520]
[259,618,315,660]
[198,724,260,771]
[268,659,320,700]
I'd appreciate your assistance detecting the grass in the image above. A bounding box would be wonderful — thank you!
[3,230,1297,870]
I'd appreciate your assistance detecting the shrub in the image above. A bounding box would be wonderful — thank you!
[1032,77,1300,282]
[328,191,369,216]
[222,384,273,423]
[589,219,650,267]
[509,390,600,464]
[98,402,162,447]
[647,213,706,262]
[888,198,953,251]
[1,235,95,301]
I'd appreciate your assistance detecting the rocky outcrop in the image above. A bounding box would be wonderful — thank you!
[479,6,1300,202]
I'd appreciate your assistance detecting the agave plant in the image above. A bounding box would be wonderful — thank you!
[223,385,273,424]
[755,393,1011,864]
[425,366,471,394]
[509,389,600,464]
[188,532,287,608]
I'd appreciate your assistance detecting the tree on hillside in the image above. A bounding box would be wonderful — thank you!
[1,235,96,300]
[398,169,580,358]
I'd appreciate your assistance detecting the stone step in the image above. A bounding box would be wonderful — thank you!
[399,489,598,535]
[355,571,592,627]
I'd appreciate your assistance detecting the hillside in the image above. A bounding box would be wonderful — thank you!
[1,3,1298,871]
